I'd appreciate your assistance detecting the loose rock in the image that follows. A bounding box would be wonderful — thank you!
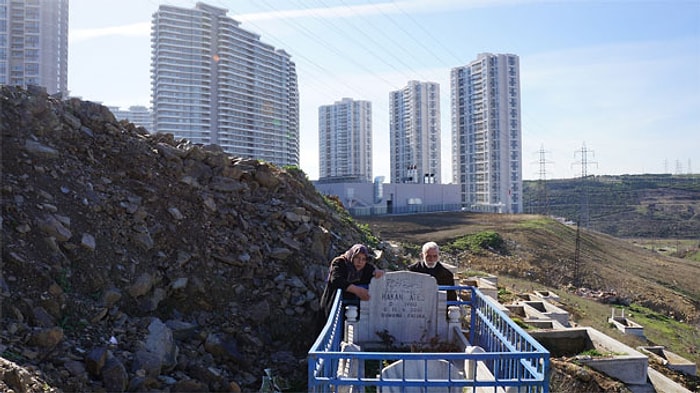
[0,85,380,391]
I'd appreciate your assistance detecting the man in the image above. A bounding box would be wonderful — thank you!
[408,241,457,301]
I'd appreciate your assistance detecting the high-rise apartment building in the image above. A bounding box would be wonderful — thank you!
[451,53,522,213]
[318,98,372,183]
[389,80,441,184]
[1,0,69,96]
[151,3,299,167]
[109,105,154,133]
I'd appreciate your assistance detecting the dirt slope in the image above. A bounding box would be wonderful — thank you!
[360,212,700,391]
[0,85,375,392]
[359,212,699,324]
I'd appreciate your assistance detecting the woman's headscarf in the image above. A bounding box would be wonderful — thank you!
[343,244,371,261]
[343,244,371,283]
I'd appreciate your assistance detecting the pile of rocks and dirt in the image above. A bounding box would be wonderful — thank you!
[1,85,388,392]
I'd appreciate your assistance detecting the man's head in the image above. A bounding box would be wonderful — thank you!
[421,241,440,268]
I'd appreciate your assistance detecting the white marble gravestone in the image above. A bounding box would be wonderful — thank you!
[381,359,463,393]
[356,271,445,345]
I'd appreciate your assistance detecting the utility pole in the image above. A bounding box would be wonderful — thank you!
[571,142,596,288]
[675,159,683,175]
[572,142,597,229]
[573,220,581,287]
[535,145,553,215]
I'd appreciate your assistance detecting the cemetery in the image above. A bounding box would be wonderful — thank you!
[308,271,696,392]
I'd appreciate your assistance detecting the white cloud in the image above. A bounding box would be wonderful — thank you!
[236,0,539,22]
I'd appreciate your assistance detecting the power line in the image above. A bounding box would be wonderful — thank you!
[235,0,405,126]
[675,159,684,175]
[361,0,462,68]
[306,0,433,82]
[248,0,399,87]
[573,222,582,287]
[270,0,418,86]
[206,0,385,103]
[536,144,553,181]
[386,0,464,65]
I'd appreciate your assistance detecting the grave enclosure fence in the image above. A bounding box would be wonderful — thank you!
[308,285,550,392]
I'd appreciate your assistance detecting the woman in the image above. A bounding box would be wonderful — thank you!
[317,244,384,330]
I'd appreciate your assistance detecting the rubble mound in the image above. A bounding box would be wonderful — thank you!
[0,86,375,391]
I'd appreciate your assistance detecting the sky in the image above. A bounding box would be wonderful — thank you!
[68,0,700,182]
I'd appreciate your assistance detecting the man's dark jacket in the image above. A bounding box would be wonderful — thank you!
[407,261,457,301]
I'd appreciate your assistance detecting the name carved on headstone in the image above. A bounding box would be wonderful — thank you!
[367,271,438,344]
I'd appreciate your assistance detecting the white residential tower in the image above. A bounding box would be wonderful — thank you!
[151,3,299,167]
[318,98,373,183]
[1,0,69,96]
[451,53,522,213]
[389,80,441,184]
[108,105,154,133]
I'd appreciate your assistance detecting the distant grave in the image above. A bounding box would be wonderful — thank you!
[530,327,648,385]
[520,299,570,327]
[608,308,644,337]
[638,345,697,376]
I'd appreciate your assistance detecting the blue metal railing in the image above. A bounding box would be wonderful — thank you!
[308,285,550,392]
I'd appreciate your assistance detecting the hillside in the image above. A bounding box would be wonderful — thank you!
[359,212,700,367]
[0,86,377,392]
[523,174,700,239]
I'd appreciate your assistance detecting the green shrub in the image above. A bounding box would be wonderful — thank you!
[282,165,308,180]
[444,231,506,254]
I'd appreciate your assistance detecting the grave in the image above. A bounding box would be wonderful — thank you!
[646,367,695,393]
[313,272,550,392]
[516,293,534,301]
[341,272,503,390]
[638,346,697,376]
[532,290,560,302]
[352,271,453,347]
[476,274,498,287]
[380,359,463,393]
[520,300,570,327]
[608,308,644,337]
[460,277,498,300]
[529,327,648,385]
[527,319,564,329]
[505,304,567,330]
